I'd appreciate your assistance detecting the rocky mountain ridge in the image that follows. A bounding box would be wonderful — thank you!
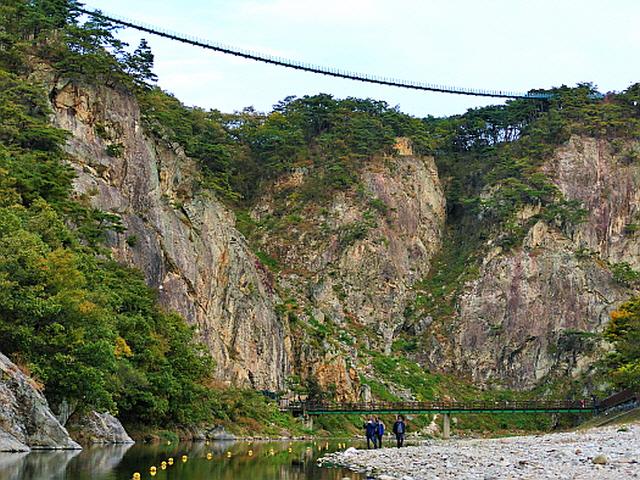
[36,72,450,401]
[47,79,640,398]
[3,0,638,444]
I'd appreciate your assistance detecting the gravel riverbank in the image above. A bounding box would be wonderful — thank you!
[319,424,640,479]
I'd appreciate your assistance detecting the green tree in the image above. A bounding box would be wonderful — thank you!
[125,38,158,87]
[605,300,640,389]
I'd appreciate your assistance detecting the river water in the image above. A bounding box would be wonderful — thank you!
[0,440,365,480]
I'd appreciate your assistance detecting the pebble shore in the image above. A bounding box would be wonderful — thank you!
[320,424,640,479]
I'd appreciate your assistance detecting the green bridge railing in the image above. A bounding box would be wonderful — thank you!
[282,399,596,415]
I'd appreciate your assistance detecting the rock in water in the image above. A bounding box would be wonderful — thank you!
[68,411,134,445]
[0,353,80,451]
[204,426,236,441]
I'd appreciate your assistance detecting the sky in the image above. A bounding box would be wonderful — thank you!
[83,0,640,118]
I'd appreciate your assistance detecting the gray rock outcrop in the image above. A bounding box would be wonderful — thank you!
[0,429,28,453]
[0,352,81,451]
[68,411,134,445]
[545,136,640,268]
[448,222,631,388]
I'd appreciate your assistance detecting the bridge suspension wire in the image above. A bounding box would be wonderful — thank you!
[77,7,551,100]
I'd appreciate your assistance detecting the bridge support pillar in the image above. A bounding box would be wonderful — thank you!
[443,413,451,439]
[303,414,313,430]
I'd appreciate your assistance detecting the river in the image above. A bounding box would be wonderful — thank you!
[0,440,365,480]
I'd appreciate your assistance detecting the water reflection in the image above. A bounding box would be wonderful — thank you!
[0,449,81,480]
[0,440,364,480]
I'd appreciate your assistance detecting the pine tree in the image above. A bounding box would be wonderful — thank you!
[126,38,157,87]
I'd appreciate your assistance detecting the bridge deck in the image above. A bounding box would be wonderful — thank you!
[283,400,595,415]
[78,8,551,100]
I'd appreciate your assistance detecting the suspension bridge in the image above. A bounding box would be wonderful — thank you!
[77,7,552,100]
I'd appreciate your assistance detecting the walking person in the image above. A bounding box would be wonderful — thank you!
[364,416,378,449]
[392,414,406,448]
[376,416,385,448]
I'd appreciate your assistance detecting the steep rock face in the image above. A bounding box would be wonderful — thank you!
[68,412,134,445]
[253,147,446,398]
[50,80,289,389]
[440,136,639,388]
[544,136,640,268]
[0,353,80,451]
[448,222,631,388]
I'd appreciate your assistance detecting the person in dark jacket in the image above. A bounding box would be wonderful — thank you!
[364,416,378,449]
[375,416,385,448]
[392,415,406,448]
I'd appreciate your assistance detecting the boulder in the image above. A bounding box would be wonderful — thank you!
[204,426,237,441]
[0,353,80,450]
[68,411,134,445]
[0,429,29,452]
[592,454,608,465]
[344,447,359,456]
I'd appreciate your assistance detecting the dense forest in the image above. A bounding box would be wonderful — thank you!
[1,0,639,437]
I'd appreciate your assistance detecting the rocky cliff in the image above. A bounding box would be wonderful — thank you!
[46,76,448,399]
[42,76,639,397]
[248,144,446,399]
[547,136,640,268]
[47,79,447,397]
[434,136,640,389]
[49,79,289,390]
[0,353,80,452]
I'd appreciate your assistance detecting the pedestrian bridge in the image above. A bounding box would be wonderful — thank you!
[280,390,640,438]
[282,399,595,416]
[281,399,595,439]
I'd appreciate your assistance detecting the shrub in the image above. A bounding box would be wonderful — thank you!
[611,262,640,287]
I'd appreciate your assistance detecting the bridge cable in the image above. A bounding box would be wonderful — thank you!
[76,7,551,100]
